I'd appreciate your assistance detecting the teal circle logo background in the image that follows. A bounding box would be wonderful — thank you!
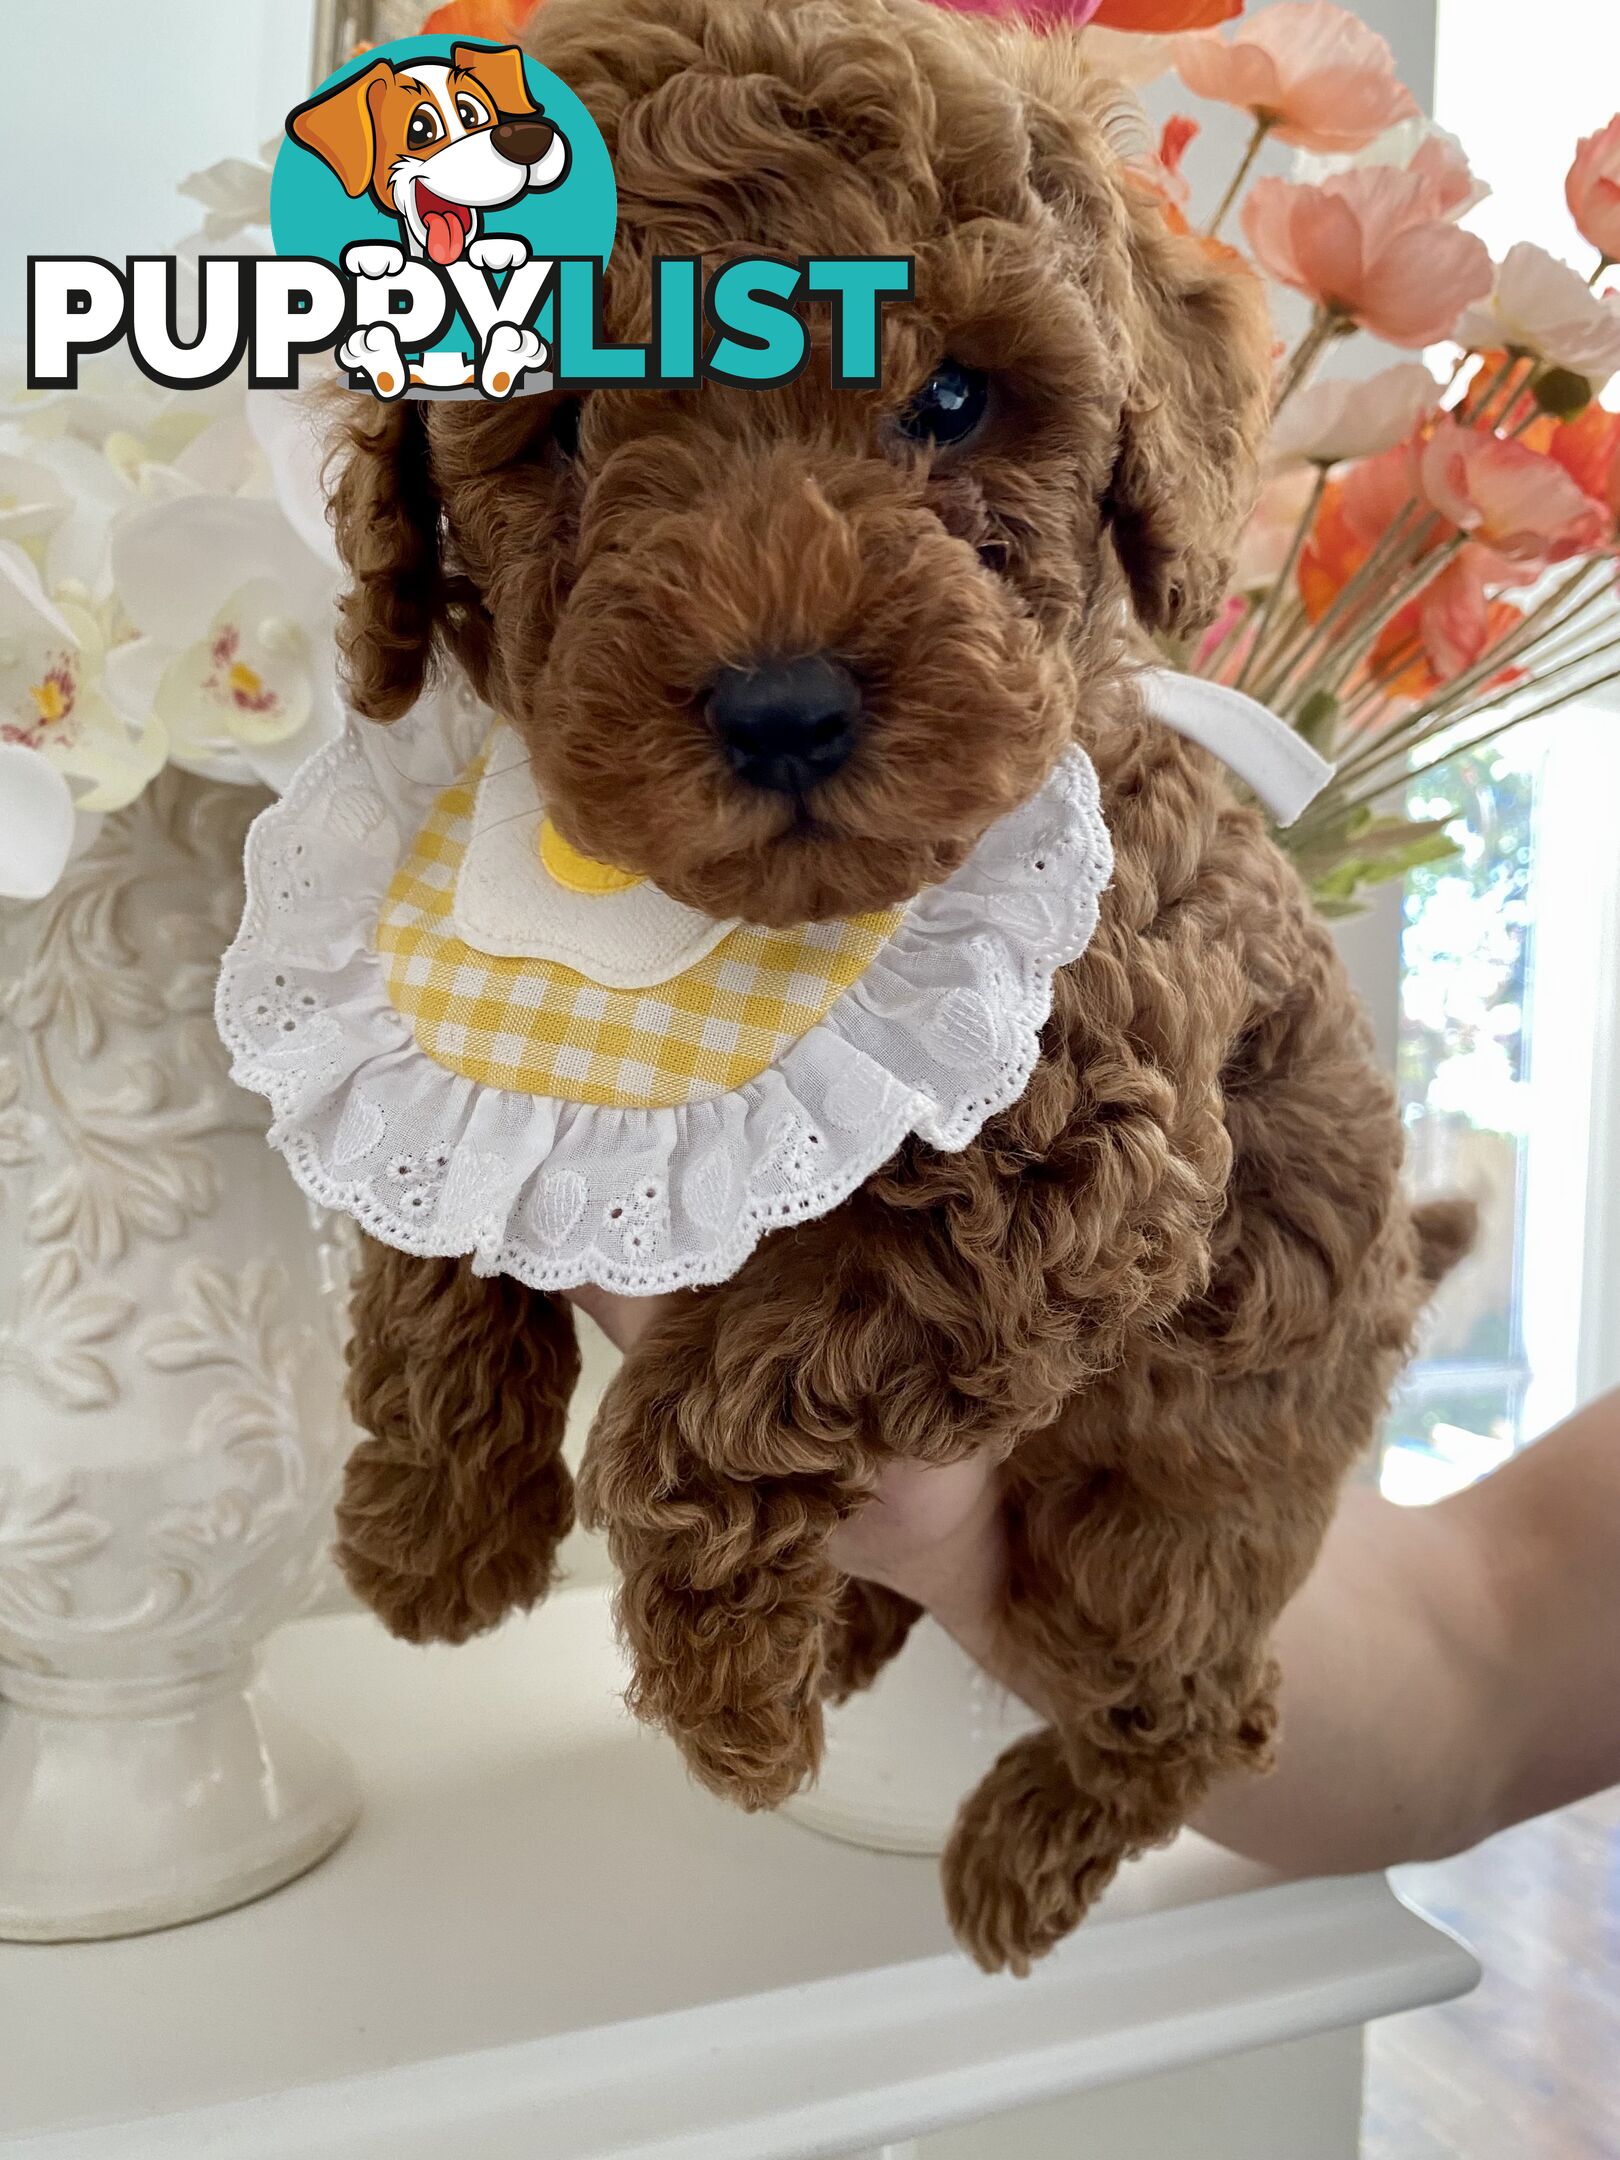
[270,38,616,363]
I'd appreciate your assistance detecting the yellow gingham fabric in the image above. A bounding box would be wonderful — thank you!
[375,755,904,1109]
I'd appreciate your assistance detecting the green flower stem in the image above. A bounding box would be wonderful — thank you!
[1235,466,1329,693]
[1327,561,1616,795]
[1461,351,1533,431]
[1251,499,1433,703]
[1327,672,1620,826]
[1337,635,1426,732]
[1255,507,1440,709]
[1271,310,1345,416]
[1307,537,1468,709]
[1207,116,1272,241]
[1324,640,1620,820]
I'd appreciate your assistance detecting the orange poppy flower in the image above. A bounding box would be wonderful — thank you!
[1094,0,1241,26]
[420,0,541,36]
[1454,349,1542,436]
[1547,401,1620,524]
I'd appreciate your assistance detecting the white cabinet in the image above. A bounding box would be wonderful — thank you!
[0,1589,1477,2160]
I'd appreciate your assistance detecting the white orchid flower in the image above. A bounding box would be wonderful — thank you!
[0,447,70,568]
[106,494,342,795]
[178,154,274,244]
[0,743,76,901]
[0,542,165,897]
[246,387,343,572]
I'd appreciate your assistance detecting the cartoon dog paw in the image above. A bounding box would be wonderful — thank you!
[342,241,407,282]
[480,323,547,399]
[338,323,409,400]
[468,234,531,274]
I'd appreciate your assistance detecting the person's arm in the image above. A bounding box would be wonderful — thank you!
[570,1285,1620,1874]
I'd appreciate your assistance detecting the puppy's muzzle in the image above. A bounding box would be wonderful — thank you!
[492,117,558,167]
[707,655,861,796]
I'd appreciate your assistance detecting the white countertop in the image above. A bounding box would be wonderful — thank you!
[0,1588,1479,2160]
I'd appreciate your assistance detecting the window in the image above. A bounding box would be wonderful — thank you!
[1383,1,1620,1502]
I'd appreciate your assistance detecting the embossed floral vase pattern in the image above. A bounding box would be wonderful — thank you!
[0,772,360,1941]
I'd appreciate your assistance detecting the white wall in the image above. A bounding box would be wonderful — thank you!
[3,0,315,341]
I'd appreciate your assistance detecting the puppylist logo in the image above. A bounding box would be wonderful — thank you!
[27,38,914,403]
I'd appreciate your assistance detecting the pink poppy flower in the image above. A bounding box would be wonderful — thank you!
[1418,419,1610,568]
[1243,165,1494,348]
[1547,402,1620,526]
[1095,0,1240,24]
[1297,122,1487,223]
[1175,2,1418,155]
[1407,128,1488,221]
[1567,116,1620,268]
[1376,551,1527,706]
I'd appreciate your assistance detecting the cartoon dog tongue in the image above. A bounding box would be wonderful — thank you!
[424,209,466,265]
[415,188,471,265]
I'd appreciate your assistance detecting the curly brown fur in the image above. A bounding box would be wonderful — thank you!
[327,0,1449,1970]
[340,1239,580,1644]
[823,1580,923,1703]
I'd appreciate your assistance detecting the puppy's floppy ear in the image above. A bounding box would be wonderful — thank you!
[327,400,444,722]
[1105,191,1272,636]
[996,30,1270,636]
[454,42,537,119]
[288,60,392,200]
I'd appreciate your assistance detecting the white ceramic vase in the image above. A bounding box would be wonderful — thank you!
[787,1621,1041,1858]
[0,771,359,1942]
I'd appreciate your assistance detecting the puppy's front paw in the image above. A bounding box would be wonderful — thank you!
[617,1569,827,1808]
[944,1731,1125,1975]
[479,323,546,398]
[335,1438,573,1646]
[342,241,407,281]
[337,322,408,399]
[468,234,531,273]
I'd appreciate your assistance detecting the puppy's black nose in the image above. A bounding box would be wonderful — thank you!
[491,117,556,166]
[707,656,861,795]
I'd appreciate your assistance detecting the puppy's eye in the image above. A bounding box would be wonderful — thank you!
[407,105,443,149]
[456,94,489,129]
[897,361,989,449]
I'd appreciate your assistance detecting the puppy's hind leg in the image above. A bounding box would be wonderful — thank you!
[943,1439,1307,1973]
[340,1239,581,1644]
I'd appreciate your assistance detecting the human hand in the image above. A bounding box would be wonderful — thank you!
[564,1285,1009,1636]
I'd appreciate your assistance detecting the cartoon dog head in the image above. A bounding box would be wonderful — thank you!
[289,43,570,264]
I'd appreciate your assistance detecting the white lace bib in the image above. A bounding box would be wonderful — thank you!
[215,671,1328,1295]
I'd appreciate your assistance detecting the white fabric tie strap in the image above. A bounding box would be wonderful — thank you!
[1139,669,1332,828]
